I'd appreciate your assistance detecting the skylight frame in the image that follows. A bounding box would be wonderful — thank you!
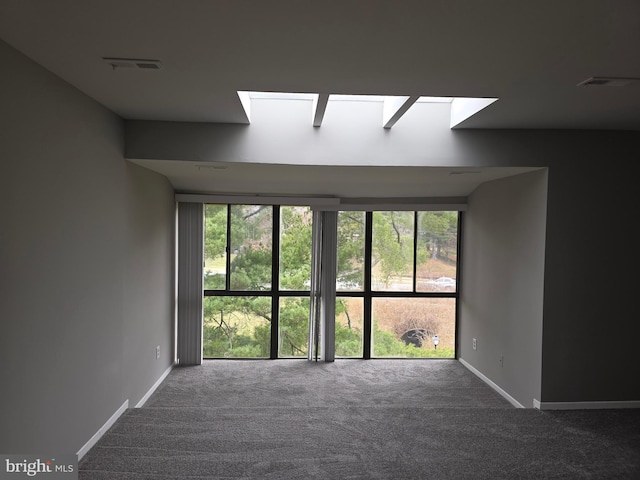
[237,91,497,129]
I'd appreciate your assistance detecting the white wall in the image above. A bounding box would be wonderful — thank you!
[0,40,175,453]
[122,162,176,405]
[459,170,548,406]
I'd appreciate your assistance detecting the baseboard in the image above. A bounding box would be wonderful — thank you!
[135,363,175,408]
[458,358,525,409]
[533,399,640,410]
[76,399,129,461]
[76,364,174,460]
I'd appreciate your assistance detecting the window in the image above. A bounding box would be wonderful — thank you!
[203,205,312,359]
[336,211,459,358]
[202,204,459,359]
[203,204,275,358]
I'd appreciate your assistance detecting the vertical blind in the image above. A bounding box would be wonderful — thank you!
[177,202,203,365]
[308,210,338,362]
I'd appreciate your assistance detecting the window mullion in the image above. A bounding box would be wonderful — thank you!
[363,211,373,359]
[413,211,418,293]
[225,205,231,291]
[271,206,280,359]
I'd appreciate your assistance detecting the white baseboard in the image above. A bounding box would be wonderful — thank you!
[77,399,129,461]
[135,363,174,408]
[458,358,525,409]
[76,364,174,461]
[533,399,640,410]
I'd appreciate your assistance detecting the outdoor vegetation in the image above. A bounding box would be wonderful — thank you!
[202,205,458,359]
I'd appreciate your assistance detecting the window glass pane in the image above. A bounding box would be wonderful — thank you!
[371,211,414,291]
[416,212,458,292]
[372,297,455,358]
[229,205,273,291]
[336,297,364,357]
[337,211,366,291]
[204,204,227,290]
[203,296,271,358]
[279,206,312,291]
[278,297,310,357]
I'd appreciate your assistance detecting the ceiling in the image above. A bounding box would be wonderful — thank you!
[1,0,638,196]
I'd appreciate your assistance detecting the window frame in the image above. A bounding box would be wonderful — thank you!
[202,203,462,359]
[336,211,461,359]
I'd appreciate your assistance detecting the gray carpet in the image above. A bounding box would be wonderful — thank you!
[79,360,640,479]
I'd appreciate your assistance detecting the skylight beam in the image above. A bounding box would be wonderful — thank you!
[450,97,498,128]
[312,94,330,127]
[237,91,251,123]
[382,96,420,129]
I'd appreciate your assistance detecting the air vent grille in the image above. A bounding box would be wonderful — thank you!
[136,62,161,69]
[577,77,638,87]
[103,57,163,70]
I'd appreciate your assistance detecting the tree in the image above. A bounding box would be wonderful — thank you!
[336,211,365,289]
[419,211,458,262]
[279,207,312,290]
[371,211,414,287]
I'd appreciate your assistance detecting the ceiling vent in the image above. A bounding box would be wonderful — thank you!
[577,77,639,87]
[103,57,163,70]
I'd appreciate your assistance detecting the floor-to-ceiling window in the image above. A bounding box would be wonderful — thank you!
[202,204,459,359]
[203,204,312,358]
[336,211,459,359]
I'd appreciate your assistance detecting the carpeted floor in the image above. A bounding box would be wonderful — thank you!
[78,360,640,479]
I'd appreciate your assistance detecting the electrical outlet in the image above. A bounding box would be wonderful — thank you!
[472,338,477,350]
[498,355,503,367]
[156,345,160,360]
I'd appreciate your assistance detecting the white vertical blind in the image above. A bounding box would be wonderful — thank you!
[321,211,338,362]
[308,211,323,361]
[308,211,338,362]
[177,202,203,365]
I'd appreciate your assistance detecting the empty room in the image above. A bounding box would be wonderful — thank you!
[1,1,639,479]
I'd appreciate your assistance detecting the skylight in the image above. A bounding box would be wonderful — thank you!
[237,91,497,129]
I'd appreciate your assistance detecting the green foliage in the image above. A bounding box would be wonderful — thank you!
[204,204,227,262]
[252,325,271,357]
[336,211,366,288]
[372,328,429,357]
[279,208,312,290]
[419,211,458,262]
[203,296,270,357]
[230,205,262,249]
[335,322,363,357]
[278,297,310,357]
[203,297,454,359]
[372,211,414,284]
[230,248,272,290]
[204,272,225,290]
